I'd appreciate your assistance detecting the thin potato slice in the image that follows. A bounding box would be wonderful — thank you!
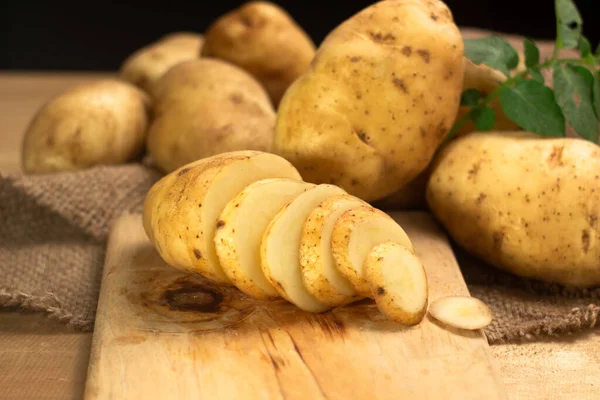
[365,242,428,325]
[429,296,493,330]
[261,184,347,312]
[143,151,302,284]
[331,207,414,296]
[299,194,368,306]
[215,178,314,299]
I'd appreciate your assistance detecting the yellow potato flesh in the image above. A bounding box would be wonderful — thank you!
[365,242,428,325]
[261,184,347,312]
[215,178,314,299]
[143,151,302,284]
[300,194,367,305]
[332,207,414,296]
[429,296,492,330]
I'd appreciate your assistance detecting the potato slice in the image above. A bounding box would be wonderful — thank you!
[261,184,347,312]
[331,207,414,296]
[299,194,368,306]
[143,151,302,284]
[215,178,314,299]
[429,296,493,330]
[364,242,428,325]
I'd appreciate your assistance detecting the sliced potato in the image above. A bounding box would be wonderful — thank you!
[215,178,314,299]
[428,296,493,330]
[261,184,347,312]
[331,207,414,296]
[299,194,368,306]
[365,242,428,325]
[143,151,302,284]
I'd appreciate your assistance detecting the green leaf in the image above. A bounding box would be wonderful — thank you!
[578,36,592,57]
[573,65,594,86]
[593,72,600,121]
[460,89,481,107]
[499,80,565,137]
[553,64,599,143]
[472,106,496,131]
[523,38,540,68]
[464,36,520,77]
[555,0,583,49]
[528,70,545,83]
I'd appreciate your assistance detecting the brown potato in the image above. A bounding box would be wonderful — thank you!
[202,1,315,106]
[119,32,204,93]
[427,131,600,287]
[22,79,149,174]
[147,59,276,173]
[273,0,464,202]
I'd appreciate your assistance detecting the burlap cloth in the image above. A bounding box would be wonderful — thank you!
[1,31,599,344]
[1,163,598,343]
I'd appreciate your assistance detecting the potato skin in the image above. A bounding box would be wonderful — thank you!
[22,79,150,173]
[147,59,276,173]
[202,1,315,106]
[143,151,302,284]
[299,194,367,305]
[119,32,204,93]
[273,0,464,202]
[427,132,600,287]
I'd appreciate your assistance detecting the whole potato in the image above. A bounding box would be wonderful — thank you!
[119,32,204,93]
[273,0,464,202]
[427,131,600,287]
[202,1,315,106]
[147,59,276,173]
[22,79,150,174]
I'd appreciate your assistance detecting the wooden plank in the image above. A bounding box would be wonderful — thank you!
[85,212,506,400]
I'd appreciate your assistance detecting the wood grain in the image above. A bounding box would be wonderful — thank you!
[85,212,507,400]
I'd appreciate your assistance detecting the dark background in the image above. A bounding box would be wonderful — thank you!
[1,0,598,71]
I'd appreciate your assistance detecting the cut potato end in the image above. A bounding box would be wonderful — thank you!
[429,296,493,331]
[331,207,414,297]
[215,178,314,299]
[299,194,368,306]
[143,151,302,285]
[261,184,347,312]
[365,242,428,325]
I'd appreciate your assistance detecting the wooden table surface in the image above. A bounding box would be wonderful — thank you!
[1,72,599,400]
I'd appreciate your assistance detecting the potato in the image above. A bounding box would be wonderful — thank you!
[202,1,315,106]
[273,0,464,202]
[331,206,414,296]
[147,59,276,172]
[143,151,302,284]
[22,79,149,174]
[454,59,520,135]
[119,32,204,93]
[261,184,347,312]
[428,296,492,330]
[215,178,314,299]
[365,242,428,325]
[427,131,600,287]
[299,194,368,306]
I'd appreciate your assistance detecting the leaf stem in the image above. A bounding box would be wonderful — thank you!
[443,57,581,149]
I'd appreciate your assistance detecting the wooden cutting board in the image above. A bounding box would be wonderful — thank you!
[84,212,507,400]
